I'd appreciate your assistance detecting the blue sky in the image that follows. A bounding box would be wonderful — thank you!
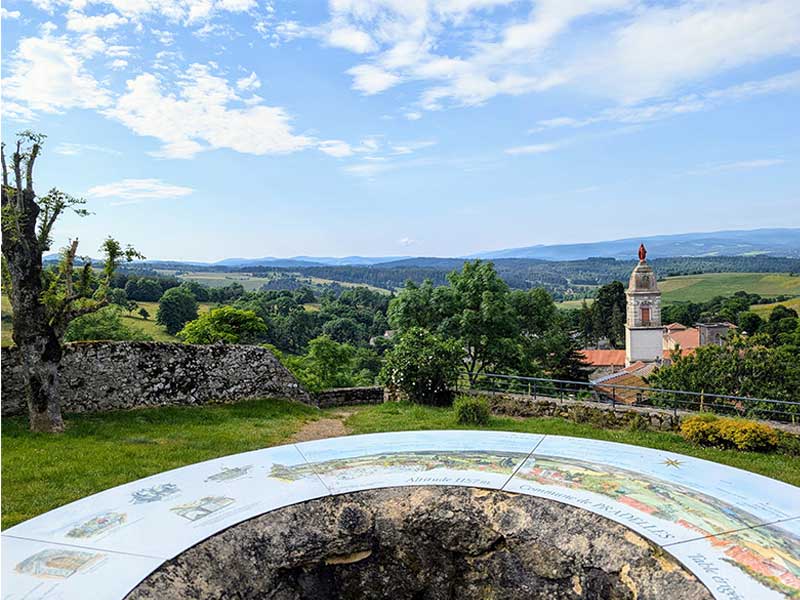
[2,0,799,261]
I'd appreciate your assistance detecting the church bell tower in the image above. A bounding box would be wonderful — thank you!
[625,244,662,366]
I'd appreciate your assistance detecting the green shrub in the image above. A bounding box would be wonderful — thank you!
[776,431,800,456]
[680,414,778,452]
[454,396,491,426]
[379,327,463,406]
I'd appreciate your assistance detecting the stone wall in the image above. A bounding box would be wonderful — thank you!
[463,390,681,431]
[314,386,385,409]
[1,341,311,416]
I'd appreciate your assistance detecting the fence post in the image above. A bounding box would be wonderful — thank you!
[612,387,616,409]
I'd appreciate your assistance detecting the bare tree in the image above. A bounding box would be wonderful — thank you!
[2,131,141,432]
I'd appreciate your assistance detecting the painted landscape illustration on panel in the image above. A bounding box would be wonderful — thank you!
[516,455,800,597]
[269,450,527,483]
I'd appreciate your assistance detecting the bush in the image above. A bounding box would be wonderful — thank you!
[715,419,779,452]
[64,306,150,342]
[157,287,199,335]
[178,306,267,344]
[680,414,778,452]
[379,327,463,406]
[454,396,491,426]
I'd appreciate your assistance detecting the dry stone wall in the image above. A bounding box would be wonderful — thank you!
[315,386,385,408]
[1,341,311,416]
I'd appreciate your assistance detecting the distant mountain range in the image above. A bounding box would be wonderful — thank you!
[200,228,800,267]
[54,228,798,268]
[469,228,800,261]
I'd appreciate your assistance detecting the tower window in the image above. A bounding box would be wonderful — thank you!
[641,307,650,323]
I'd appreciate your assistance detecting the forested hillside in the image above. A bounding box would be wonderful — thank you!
[239,256,800,300]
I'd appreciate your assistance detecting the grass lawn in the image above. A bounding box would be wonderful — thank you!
[1,399,320,528]
[3,398,798,529]
[119,301,214,342]
[751,296,800,319]
[660,272,800,304]
[2,299,216,346]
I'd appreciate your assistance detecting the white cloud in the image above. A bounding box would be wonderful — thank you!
[2,8,21,18]
[105,63,312,158]
[2,34,111,118]
[109,58,128,70]
[404,111,422,121]
[535,70,800,130]
[347,64,401,94]
[151,29,175,45]
[327,26,376,53]
[504,143,560,155]
[236,71,261,92]
[688,159,788,175]
[589,0,800,103]
[55,142,121,156]
[88,178,194,205]
[398,237,416,247]
[390,140,436,155]
[66,10,127,32]
[318,140,354,158]
[282,0,800,115]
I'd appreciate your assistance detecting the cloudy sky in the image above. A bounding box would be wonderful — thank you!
[2,0,799,261]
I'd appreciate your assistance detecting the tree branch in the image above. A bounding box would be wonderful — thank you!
[62,239,79,298]
[13,141,23,211]
[26,143,40,193]
[1,142,8,189]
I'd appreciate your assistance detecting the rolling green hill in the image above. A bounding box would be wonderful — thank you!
[660,273,800,304]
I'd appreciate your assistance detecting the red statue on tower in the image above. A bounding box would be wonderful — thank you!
[638,244,647,261]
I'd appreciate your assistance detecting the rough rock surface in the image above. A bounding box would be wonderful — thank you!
[1,341,310,415]
[128,487,711,600]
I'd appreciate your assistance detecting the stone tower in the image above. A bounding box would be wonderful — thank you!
[625,244,662,366]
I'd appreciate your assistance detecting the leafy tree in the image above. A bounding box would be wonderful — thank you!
[737,311,764,336]
[1,132,140,431]
[578,300,594,345]
[156,287,198,334]
[138,307,150,320]
[439,261,519,382]
[648,334,800,413]
[283,335,373,392]
[510,288,556,336]
[321,316,365,345]
[64,306,149,342]
[178,306,267,344]
[125,278,163,301]
[380,327,464,405]
[770,305,798,322]
[180,280,210,302]
[589,281,626,346]
[107,287,129,307]
[387,279,440,331]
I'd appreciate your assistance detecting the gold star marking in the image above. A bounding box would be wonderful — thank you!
[662,458,683,468]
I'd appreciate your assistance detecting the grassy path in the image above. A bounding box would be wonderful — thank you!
[3,399,798,529]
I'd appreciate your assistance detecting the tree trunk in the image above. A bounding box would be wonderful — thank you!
[3,188,65,433]
[19,334,64,432]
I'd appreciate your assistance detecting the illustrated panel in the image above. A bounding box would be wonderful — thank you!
[292,430,542,494]
[4,444,330,559]
[1,536,162,600]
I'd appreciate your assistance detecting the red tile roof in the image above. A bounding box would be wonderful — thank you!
[664,327,700,350]
[579,349,626,367]
[592,361,660,404]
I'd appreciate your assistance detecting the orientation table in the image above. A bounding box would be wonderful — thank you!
[3,431,799,599]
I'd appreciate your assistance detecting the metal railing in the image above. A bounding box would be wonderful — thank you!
[456,371,800,423]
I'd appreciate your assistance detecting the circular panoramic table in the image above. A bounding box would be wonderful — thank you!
[2,431,799,599]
